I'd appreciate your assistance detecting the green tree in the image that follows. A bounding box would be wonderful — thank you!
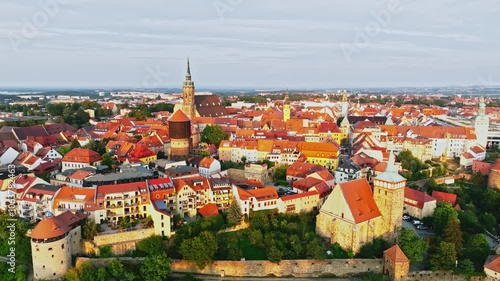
[267,244,283,263]
[200,151,210,158]
[241,156,247,164]
[357,238,389,258]
[463,234,491,265]
[137,235,168,256]
[487,151,499,162]
[444,216,463,255]
[82,218,97,240]
[96,267,108,281]
[124,272,136,281]
[227,197,242,226]
[140,253,171,281]
[157,150,166,159]
[108,258,124,278]
[479,212,497,233]
[429,242,457,271]
[397,228,428,263]
[274,164,288,182]
[457,259,475,276]
[180,231,218,269]
[200,125,229,146]
[432,202,458,236]
[70,139,81,149]
[306,238,326,260]
[134,111,147,121]
[101,153,113,168]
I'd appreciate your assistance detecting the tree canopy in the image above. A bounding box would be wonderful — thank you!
[200,125,229,146]
[397,228,428,263]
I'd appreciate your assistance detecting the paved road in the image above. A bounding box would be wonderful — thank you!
[402,220,432,238]
[170,273,353,281]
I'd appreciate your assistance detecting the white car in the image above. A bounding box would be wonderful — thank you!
[412,220,423,225]
[403,215,410,220]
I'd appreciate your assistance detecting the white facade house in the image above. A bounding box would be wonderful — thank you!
[198,157,221,177]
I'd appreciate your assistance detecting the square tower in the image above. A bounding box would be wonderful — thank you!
[373,153,406,238]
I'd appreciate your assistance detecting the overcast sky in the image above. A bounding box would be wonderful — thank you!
[0,0,499,89]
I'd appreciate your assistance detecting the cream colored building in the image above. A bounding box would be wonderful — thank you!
[30,211,86,280]
[316,153,405,253]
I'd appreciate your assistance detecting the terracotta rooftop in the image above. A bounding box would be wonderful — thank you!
[168,109,191,122]
[485,255,500,273]
[30,211,87,240]
[62,148,102,164]
[384,245,410,263]
[339,178,381,224]
[198,203,219,217]
[431,190,457,206]
[404,188,436,209]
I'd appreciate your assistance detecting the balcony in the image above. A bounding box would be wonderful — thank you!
[106,204,123,209]
[21,204,32,210]
[124,202,139,207]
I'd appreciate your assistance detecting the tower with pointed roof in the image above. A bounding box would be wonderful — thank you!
[373,153,406,238]
[340,114,350,143]
[341,90,349,117]
[283,89,290,122]
[474,96,489,148]
[182,58,196,119]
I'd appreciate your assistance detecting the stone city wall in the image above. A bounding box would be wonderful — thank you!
[76,257,383,278]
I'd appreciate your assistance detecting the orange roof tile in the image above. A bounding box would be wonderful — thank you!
[339,178,381,224]
[62,148,102,164]
[198,203,219,217]
[485,255,500,273]
[384,245,410,263]
[168,110,190,122]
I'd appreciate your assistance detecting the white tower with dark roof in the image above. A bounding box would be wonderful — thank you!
[474,97,489,148]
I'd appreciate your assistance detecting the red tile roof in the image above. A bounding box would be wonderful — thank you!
[281,190,318,201]
[168,110,190,122]
[431,191,457,206]
[404,188,436,209]
[198,203,219,217]
[30,211,87,240]
[339,178,381,224]
[384,245,410,263]
[485,255,500,273]
[62,148,102,164]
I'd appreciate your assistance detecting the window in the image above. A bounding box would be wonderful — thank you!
[48,248,53,251]
[61,244,64,249]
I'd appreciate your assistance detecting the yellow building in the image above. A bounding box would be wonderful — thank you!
[316,153,405,253]
[297,142,340,170]
[283,91,290,122]
[402,138,433,162]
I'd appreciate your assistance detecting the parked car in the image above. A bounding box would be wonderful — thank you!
[403,215,410,220]
[412,220,423,225]
[416,225,428,230]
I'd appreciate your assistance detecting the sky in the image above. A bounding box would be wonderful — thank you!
[0,0,499,89]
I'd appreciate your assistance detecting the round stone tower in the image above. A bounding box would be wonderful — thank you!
[30,211,86,280]
[488,159,500,189]
[168,109,192,160]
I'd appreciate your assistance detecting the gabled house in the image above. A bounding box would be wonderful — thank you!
[61,148,102,172]
[404,188,436,219]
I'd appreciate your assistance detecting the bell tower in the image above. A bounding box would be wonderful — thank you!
[182,58,196,119]
[474,96,489,148]
[373,153,406,238]
[283,89,290,122]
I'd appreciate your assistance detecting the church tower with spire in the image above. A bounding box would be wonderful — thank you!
[373,153,406,239]
[181,58,196,119]
[474,96,489,148]
[283,89,290,122]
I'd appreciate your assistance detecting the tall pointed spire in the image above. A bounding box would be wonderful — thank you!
[185,57,191,81]
[386,152,398,173]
